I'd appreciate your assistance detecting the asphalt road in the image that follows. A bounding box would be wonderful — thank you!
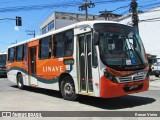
[0,76,160,119]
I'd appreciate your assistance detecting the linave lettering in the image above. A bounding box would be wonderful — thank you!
[42,66,63,72]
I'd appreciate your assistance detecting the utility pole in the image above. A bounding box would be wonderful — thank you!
[26,30,35,38]
[79,0,95,21]
[130,0,139,32]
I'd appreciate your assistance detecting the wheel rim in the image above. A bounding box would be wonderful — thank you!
[64,82,74,97]
[18,81,22,88]
[18,75,22,88]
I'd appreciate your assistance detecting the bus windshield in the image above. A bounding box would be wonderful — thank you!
[0,54,7,67]
[94,23,148,70]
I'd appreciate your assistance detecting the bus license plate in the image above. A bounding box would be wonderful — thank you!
[129,85,138,90]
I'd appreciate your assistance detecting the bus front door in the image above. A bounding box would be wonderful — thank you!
[29,47,38,86]
[78,33,94,93]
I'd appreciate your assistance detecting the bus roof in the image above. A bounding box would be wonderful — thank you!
[8,20,125,48]
[0,51,7,55]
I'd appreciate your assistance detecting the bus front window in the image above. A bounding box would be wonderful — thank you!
[94,23,148,70]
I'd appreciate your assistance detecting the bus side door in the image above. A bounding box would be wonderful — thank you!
[28,41,38,86]
[78,33,100,96]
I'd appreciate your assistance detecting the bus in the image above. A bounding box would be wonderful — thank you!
[0,51,7,77]
[6,21,149,100]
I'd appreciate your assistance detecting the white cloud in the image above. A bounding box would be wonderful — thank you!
[14,26,19,31]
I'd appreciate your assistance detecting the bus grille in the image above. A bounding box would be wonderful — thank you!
[116,74,146,83]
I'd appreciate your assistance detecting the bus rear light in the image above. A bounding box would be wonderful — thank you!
[81,78,85,80]
[88,78,92,81]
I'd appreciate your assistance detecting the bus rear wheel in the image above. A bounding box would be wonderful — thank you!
[17,73,24,89]
[60,76,77,101]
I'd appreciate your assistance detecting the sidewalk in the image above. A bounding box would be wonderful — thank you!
[149,75,160,90]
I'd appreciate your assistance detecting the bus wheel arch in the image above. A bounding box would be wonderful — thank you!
[59,73,77,101]
[17,72,24,89]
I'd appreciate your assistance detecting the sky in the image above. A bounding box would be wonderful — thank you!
[0,0,159,51]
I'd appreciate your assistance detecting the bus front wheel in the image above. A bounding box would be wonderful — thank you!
[60,76,77,101]
[17,73,24,89]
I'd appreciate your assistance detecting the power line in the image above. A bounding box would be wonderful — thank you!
[0,0,133,13]
[112,4,130,12]
[138,2,160,10]
[0,0,158,14]
[140,17,160,22]
[0,2,81,13]
[0,0,27,4]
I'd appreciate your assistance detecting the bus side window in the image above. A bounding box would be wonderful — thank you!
[16,44,24,61]
[53,34,64,57]
[53,29,73,57]
[8,47,15,62]
[39,36,51,59]
[64,30,73,56]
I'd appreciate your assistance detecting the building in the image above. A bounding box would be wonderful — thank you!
[120,7,160,58]
[40,11,121,34]
[99,10,122,21]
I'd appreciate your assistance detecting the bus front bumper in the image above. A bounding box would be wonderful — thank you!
[100,76,149,98]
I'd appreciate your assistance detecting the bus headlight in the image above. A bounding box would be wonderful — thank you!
[104,69,117,83]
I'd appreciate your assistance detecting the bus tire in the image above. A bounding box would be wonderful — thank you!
[60,76,77,101]
[17,73,24,89]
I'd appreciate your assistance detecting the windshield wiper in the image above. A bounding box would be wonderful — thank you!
[123,34,144,66]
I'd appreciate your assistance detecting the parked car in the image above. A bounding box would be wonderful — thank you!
[152,62,160,77]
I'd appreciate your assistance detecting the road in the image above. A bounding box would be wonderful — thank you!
[0,76,160,119]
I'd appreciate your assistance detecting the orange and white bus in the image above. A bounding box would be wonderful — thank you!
[6,21,149,100]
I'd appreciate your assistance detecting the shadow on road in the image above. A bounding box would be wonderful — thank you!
[0,76,7,78]
[11,85,156,110]
[77,95,155,110]
[11,85,62,98]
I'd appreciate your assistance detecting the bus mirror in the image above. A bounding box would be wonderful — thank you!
[93,32,99,45]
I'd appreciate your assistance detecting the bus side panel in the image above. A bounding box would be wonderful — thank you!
[36,57,73,90]
[7,68,17,84]
[7,70,29,86]
[35,79,59,90]
[7,61,29,86]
